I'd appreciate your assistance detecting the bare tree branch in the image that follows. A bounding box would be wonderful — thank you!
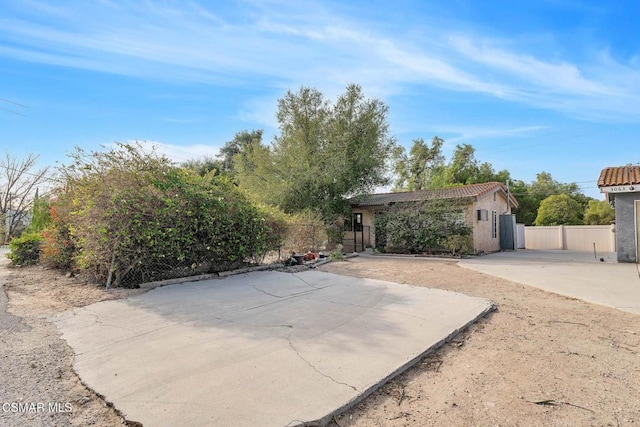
[0,151,51,241]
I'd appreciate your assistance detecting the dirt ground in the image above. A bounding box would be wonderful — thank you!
[0,258,146,427]
[319,257,640,427]
[1,255,639,426]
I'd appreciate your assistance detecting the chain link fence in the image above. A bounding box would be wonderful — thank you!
[91,256,249,288]
[78,223,331,288]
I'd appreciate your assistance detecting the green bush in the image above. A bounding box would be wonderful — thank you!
[374,200,472,255]
[7,233,43,265]
[328,244,345,261]
[250,204,289,263]
[23,196,52,235]
[54,143,288,287]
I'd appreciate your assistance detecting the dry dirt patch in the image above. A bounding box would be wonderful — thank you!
[318,257,640,427]
[0,262,145,427]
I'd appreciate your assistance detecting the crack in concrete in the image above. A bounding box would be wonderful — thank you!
[81,309,138,334]
[287,335,358,392]
[291,273,323,289]
[243,289,319,311]
[251,284,283,298]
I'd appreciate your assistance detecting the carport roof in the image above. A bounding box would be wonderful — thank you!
[598,165,640,187]
[351,182,518,208]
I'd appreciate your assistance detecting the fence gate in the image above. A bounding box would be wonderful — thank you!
[499,214,517,251]
[343,213,369,252]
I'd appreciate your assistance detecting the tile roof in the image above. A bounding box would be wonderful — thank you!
[598,165,640,187]
[351,182,518,207]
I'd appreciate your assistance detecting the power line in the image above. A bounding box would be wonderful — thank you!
[0,98,28,108]
[0,106,26,117]
[0,97,28,117]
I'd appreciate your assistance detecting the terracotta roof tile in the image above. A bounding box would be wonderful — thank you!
[351,182,518,207]
[598,166,640,187]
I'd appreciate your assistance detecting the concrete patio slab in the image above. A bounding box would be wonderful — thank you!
[54,270,494,427]
[460,250,640,315]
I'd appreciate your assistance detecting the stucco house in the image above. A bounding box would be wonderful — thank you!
[346,182,518,254]
[598,165,640,263]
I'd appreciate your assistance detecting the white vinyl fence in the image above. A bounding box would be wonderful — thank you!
[524,225,615,252]
[516,224,526,249]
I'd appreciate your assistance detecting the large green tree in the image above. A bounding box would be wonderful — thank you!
[219,129,264,174]
[183,130,264,177]
[393,139,510,190]
[583,199,615,225]
[534,194,583,226]
[513,172,590,225]
[236,84,396,219]
[445,144,510,185]
[393,137,446,190]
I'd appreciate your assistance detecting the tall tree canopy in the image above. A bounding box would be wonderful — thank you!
[512,172,590,225]
[534,194,584,226]
[393,137,445,190]
[583,199,615,225]
[235,84,396,219]
[183,130,264,177]
[394,138,510,190]
[394,139,593,226]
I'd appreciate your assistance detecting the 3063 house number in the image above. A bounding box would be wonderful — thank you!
[601,185,636,193]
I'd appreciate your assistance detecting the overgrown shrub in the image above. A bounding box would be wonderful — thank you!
[374,200,472,255]
[36,196,75,269]
[282,209,328,253]
[328,244,345,261]
[6,233,43,265]
[250,204,289,263]
[54,143,287,287]
[325,215,346,248]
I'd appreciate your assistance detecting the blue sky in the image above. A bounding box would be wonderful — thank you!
[2,1,640,200]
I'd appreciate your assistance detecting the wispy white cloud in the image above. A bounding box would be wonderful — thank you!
[1,0,640,123]
[126,140,221,163]
[437,125,550,146]
[448,35,613,96]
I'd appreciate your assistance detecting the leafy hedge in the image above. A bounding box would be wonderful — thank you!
[6,233,43,265]
[374,200,472,255]
[47,143,287,287]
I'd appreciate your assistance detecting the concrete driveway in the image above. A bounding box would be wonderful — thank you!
[460,250,640,315]
[54,270,493,426]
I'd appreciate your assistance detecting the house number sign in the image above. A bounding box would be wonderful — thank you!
[600,185,637,193]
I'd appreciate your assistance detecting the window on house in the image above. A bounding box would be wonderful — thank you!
[477,209,489,221]
[492,211,497,239]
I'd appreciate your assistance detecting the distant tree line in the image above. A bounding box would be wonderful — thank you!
[391,136,613,226]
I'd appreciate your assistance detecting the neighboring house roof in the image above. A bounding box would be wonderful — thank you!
[598,165,640,187]
[351,182,518,208]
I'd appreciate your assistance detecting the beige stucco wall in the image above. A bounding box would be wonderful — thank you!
[471,190,511,254]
